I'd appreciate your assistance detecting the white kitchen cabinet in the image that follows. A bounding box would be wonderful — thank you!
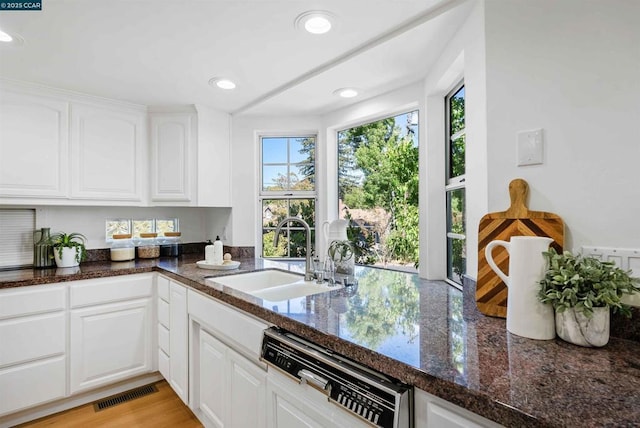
[0,81,147,205]
[69,274,153,394]
[0,284,67,417]
[188,289,268,427]
[149,105,231,207]
[414,388,503,428]
[156,276,188,404]
[0,87,69,199]
[70,101,146,202]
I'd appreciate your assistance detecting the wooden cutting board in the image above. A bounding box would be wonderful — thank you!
[476,178,564,318]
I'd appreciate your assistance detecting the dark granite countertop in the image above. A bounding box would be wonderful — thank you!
[1,255,639,427]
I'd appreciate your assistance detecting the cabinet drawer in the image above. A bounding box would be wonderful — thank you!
[158,349,170,380]
[0,312,65,368]
[0,356,66,417]
[70,273,153,308]
[188,290,268,359]
[158,299,169,328]
[0,284,65,319]
[158,323,170,354]
[157,276,170,301]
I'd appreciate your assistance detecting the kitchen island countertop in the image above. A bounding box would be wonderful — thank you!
[1,255,639,427]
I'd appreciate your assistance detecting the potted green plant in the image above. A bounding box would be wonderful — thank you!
[49,232,87,268]
[538,248,640,347]
[327,240,355,275]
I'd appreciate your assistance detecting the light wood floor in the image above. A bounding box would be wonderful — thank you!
[18,381,203,428]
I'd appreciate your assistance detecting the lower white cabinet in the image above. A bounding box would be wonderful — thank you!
[194,327,267,428]
[69,274,154,394]
[0,284,67,416]
[414,388,503,428]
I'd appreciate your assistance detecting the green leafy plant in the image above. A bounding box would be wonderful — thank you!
[328,240,354,262]
[49,232,87,264]
[538,248,640,318]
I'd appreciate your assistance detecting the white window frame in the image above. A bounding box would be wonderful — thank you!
[445,81,466,288]
[258,133,318,259]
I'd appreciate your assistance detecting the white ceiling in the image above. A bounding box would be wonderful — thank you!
[0,0,473,116]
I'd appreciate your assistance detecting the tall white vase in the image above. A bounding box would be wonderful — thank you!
[485,236,556,340]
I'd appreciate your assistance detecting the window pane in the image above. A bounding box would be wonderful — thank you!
[262,137,288,163]
[450,86,465,134]
[291,163,314,191]
[447,188,466,234]
[106,219,131,239]
[290,137,314,164]
[262,165,288,191]
[262,198,315,258]
[132,220,154,237]
[447,237,466,285]
[449,134,466,178]
[156,219,178,235]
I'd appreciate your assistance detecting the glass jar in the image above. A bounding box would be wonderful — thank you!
[110,234,135,261]
[136,232,160,259]
[160,231,182,257]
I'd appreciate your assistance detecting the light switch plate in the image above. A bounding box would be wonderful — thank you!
[581,246,640,307]
[517,129,543,166]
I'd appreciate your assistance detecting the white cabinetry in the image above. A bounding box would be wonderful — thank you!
[414,388,503,428]
[149,105,230,207]
[0,88,69,199]
[70,102,146,202]
[188,289,268,428]
[0,81,147,205]
[0,284,67,417]
[69,274,153,394]
[156,275,188,404]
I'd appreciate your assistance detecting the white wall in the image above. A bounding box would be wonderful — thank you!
[484,0,640,255]
[229,114,322,248]
[422,0,487,280]
[33,206,230,249]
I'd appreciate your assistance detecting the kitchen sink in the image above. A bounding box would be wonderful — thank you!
[205,269,342,301]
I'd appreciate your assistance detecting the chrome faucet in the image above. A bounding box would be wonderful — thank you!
[273,217,314,281]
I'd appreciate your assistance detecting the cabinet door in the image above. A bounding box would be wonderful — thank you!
[0,89,69,198]
[198,328,227,428]
[69,298,153,394]
[150,113,195,203]
[414,388,503,428]
[70,102,145,202]
[169,281,188,404]
[227,348,267,428]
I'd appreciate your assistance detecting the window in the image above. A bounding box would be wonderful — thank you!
[105,218,179,240]
[337,111,419,269]
[445,83,466,286]
[260,135,316,258]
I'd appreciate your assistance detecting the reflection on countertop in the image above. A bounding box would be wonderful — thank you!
[2,255,640,427]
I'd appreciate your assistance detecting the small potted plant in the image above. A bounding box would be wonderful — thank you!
[538,248,640,347]
[49,232,88,268]
[328,240,355,276]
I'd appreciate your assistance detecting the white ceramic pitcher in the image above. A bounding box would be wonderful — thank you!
[323,219,348,244]
[485,236,555,340]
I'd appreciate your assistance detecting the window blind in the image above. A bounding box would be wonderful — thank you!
[0,209,35,268]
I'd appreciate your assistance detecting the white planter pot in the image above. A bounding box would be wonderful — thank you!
[555,306,610,347]
[53,247,81,268]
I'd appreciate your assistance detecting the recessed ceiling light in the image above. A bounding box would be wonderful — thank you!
[295,11,335,35]
[334,88,359,98]
[0,29,24,46]
[0,30,13,43]
[208,77,236,90]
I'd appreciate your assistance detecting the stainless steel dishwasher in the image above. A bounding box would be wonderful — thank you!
[261,327,412,428]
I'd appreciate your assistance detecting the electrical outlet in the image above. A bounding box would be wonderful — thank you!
[581,246,640,307]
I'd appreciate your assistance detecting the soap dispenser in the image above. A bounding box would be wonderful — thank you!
[213,236,223,265]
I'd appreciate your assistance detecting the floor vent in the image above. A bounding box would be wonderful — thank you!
[94,384,159,412]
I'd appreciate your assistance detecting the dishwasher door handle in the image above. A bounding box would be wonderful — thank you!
[298,369,329,390]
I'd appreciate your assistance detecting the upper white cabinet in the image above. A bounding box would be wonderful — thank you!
[0,81,147,205]
[0,88,69,199]
[70,102,146,202]
[149,105,230,207]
